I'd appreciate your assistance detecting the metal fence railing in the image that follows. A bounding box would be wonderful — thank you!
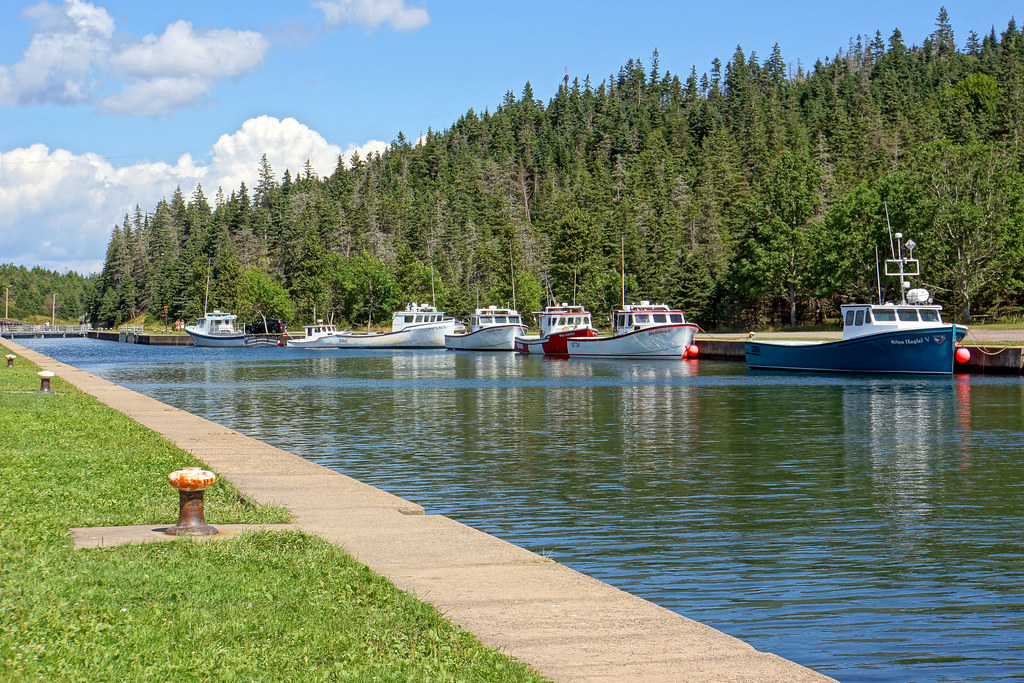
[0,323,93,334]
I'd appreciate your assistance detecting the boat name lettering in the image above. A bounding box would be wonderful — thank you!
[890,338,925,346]
[648,329,669,335]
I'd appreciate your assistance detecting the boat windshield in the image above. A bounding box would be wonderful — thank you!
[920,310,941,322]
[897,309,920,321]
[872,309,897,322]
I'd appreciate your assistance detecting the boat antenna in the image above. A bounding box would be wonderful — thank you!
[875,246,882,305]
[620,235,626,307]
[573,269,577,305]
[203,258,211,316]
[510,239,517,312]
[884,202,895,258]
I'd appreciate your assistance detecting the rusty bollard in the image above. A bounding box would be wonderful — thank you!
[165,467,218,536]
[5,354,14,369]
[37,370,54,393]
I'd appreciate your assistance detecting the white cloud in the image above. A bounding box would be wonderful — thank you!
[1,2,269,116]
[0,143,204,273]
[208,116,344,192]
[313,0,430,32]
[97,76,213,117]
[341,139,389,163]
[0,0,114,106]
[0,117,386,273]
[109,20,269,80]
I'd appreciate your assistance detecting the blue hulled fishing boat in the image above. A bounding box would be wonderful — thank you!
[745,232,969,375]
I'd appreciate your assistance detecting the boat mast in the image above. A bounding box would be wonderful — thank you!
[510,239,516,312]
[202,259,211,316]
[430,264,436,308]
[875,246,882,305]
[882,204,919,305]
[620,235,625,307]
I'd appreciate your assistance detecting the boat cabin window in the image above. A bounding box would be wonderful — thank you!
[653,313,667,323]
[920,310,940,322]
[670,313,683,323]
[403,315,414,323]
[844,310,854,326]
[854,310,865,326]
[635,314,650,324]
[494,316,506,324]
[510,316,521,324]
[897,309,919,321]
[871,309,897,322]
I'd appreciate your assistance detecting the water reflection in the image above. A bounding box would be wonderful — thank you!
[15,338,1024,682]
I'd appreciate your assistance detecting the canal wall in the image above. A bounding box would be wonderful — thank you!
[87,331,192,345]
[1,335,833,683]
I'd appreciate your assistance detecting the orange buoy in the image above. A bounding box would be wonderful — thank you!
[955,346,970,364]
[687,344,699,358]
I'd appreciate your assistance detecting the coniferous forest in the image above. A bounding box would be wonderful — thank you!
[23,10,1024,329]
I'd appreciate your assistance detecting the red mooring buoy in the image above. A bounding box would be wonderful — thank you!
[955,346,971,364]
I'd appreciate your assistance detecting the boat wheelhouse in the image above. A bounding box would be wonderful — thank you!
[445,306,528,351]
[514,304,598,355]
[566,301,699,359]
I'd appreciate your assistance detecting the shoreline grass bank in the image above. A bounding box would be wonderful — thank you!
[0,357,544,681]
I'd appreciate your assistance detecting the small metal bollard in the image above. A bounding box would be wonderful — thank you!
[5,354,14,369]
[37,370,54,393]
[165,467,218,536]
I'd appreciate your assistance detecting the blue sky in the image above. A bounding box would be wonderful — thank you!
[1,0,1020,274]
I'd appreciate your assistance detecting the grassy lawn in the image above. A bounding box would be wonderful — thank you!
[0,355,545,681]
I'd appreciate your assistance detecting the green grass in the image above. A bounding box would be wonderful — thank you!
[0,357,546,681]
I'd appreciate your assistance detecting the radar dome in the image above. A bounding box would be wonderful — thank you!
[907,288,930,304]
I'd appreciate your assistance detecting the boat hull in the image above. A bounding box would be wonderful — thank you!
[445,324,528,351]
[185,329,246,347]
[745,326,968,374]
[287,335,345,348]
[334,320,455,348]
[566,324,698,359]
[515,328,598,355]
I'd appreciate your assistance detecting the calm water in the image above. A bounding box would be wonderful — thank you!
[19,338,1024,681]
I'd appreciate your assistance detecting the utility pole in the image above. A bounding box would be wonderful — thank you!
[51,292,56,326]
[4,287,8,319]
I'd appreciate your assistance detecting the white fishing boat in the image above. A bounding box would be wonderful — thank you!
[185,310,246,347]
[287,320,347,348]
[566,302,699,359]
[333,303,457,348]
[445,306,528,351]
[513,304,598,355]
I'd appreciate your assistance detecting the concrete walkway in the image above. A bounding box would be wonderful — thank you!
[3,338,834,682]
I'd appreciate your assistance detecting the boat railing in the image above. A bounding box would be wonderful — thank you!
[1,323,93,333]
